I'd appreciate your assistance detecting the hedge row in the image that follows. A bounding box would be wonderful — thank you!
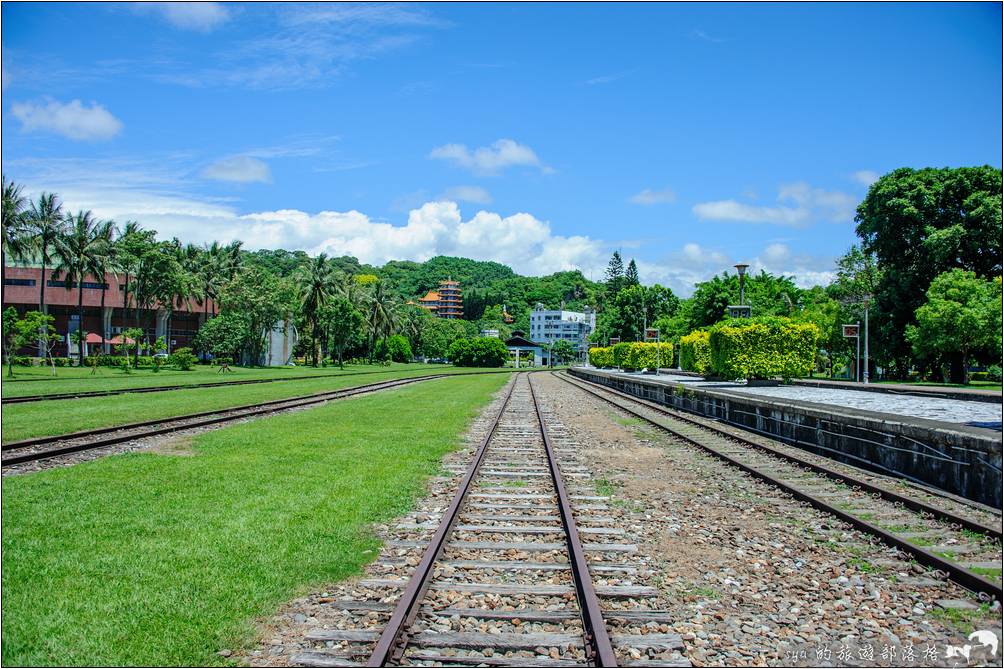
[679,330,712,375]
[588,342,673,371]
[8,356,73,367]
[708,317,819,381]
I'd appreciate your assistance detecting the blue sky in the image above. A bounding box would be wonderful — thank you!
[2,2,1000,295]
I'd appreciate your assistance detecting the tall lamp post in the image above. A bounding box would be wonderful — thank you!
[862,294,871,384]
[735,263,749,307]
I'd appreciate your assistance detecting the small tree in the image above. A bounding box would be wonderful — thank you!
[906,270,1002,384]
[69,329,89,365]
[551,339,576,366]
[322,298,364,369]
[152,336,168,372]
[3,309,59,377]
[120,327,145,369]
[193,313,249,363]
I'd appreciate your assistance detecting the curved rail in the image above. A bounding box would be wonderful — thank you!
[556,372,1002,603]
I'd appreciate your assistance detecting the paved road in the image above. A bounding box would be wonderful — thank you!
[606,371,1003,430]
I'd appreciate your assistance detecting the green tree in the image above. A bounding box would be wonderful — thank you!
[625,259,640,285]
[2,308,58,376]
[322,297,364,369]
[448,336,508,367]
[604,251,626,294]
[2,177,30,309]
[906,270,1002,384]
[218,266,295,365]
[365,280,399,363]
[53,211,110,362]
[855,166,1002,377]
[193,312,249,362]
[25,193,66,316]
[551,339,576,365]
[295,253,336,366]
[376,334,412,362]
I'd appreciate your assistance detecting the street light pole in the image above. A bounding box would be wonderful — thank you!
[734,263,749,307]
[863,295,871,384]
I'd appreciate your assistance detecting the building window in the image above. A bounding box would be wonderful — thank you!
[47,279,109,289]
[3,278,36,287]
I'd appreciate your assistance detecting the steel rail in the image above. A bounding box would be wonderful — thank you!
[366,374,519,666]
[556,372,1003,603]
[563,373,1001,539]
[2,367,519,404]
[2,375,446,466]
[528,374,618,666]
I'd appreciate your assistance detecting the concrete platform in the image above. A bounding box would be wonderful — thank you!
[651,370,1002,429]
[570,367,1003,507]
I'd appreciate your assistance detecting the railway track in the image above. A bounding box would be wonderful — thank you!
[1,374,449,467]
[1,367,458,404]
[556,372,1003,604]
[293,373,689,667]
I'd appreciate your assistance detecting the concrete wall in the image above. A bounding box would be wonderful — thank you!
[571,368,1003,507]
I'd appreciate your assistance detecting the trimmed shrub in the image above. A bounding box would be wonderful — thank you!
[588,346,615,368]
[52,357,71,367]
[987,365,1003,383]
[709,317,819,381]
[169,347,198,370]
[12,356,32,367]
[375,335,413,363]
[625,342,673,371]
[680,330,712,375]
[448,337,508,368]
[612,342,632,369]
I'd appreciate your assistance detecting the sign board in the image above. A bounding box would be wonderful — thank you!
[842,324,860,338]
[727,305,752,319]
[645,328,659,341]
[608,338,621,346]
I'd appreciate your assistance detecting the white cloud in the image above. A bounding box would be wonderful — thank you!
[693,182,857,227]
[852,170,880,186]
[585,71,630,86]
[441,185,492,204]
[11,99,122,141]
[201,156,271,184]
[629,187,676,205]
[133,2,230,32]
[429,139,551,175]
[693,29,725,43]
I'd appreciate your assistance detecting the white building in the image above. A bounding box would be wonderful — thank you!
[529,304,596,350]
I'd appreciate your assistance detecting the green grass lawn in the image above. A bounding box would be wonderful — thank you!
[2,372,509,666]
[1,362,446,398]
[1,366,513,443]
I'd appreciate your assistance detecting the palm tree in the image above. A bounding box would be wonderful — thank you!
[115,221,145,326]
[296,254,335,366]
[94,220,118,352]
[1,177,30,308]
[367,280,399,363]
[25,193,66,315]
[53,211,108,361]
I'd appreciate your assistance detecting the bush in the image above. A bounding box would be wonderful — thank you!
[612,342,632,369]
[986,365,1003,383]
[680,330,712,375]
[588,346,614,368]
[709,316,819,381]
[12,356,32,367]
[52,357,71,367]
[169,347,198,371]
[448,337,508,367]
[375,335,412,363]
[624,342,673,371]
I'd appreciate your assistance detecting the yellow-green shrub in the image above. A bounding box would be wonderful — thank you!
[709,317,819,381]
[680,330,712,375]
[588,346,614,368]
[625,342,673,370]
[612,342,632,368]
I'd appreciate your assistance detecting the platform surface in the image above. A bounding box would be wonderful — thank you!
[584,369,1004,431]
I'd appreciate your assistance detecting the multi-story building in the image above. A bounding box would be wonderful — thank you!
[2,265,212,358]
[528,304,596,350]
[416,278,464,319]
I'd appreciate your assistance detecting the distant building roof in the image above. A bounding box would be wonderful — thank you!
[418,291,440,302]
[505,335,538,348]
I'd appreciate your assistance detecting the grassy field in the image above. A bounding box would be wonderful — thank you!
[1,366,512,443]
[1,372,509,666]
[1,362,446,398]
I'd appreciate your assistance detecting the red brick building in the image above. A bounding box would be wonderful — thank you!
[3,265,212,358]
